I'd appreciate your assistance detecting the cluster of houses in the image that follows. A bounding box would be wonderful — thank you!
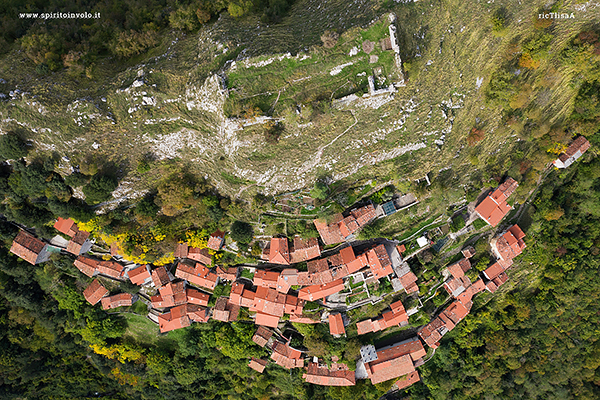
[8,136,590,392]
[419,175,529,349]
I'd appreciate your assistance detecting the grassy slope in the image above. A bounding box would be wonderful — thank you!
[0,0,596,208]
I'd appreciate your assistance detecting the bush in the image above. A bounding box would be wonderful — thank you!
[310,181,328,200]
[230,221,253,246]
[83,174,118,204]
[472,218,488,230]
[0,131,31,160]
[450,215,466,232]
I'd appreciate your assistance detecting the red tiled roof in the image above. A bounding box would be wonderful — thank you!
[151,293,172,308]
[555,136,591,166]
[213,297,239,322]
[494,225,526,261]
[174,242,188,258]
[486,280,498,293]
[328,313,345,336]
[399,271,418,294]
[475,178,518,227]
[151,266,171,287]
[271,341,303,369]
[54,217,79,237]
[83,279,108,305]
[255,312,280,328]
[175,262,217,290]
[461,246,475,258]
[396,244,406,254]
[447,258,470,279]
[313,218,345,245]
[252,326,273,347]
[248,357,268,373]
[96,260,125,279]
[298,279,345,301]
[395,371,420,390]
[350,204,377,227]
[207,230,225,251]
[66,230,90,255]
[289,314,320,323]
[493,272,509,288]
[74,255,100,277]
[365,338,424,384]
[186,304,210,323]
[483,262,504,281]
[284,294,304,315]
[357,319,374,335]
[101,293,133,310]
[128,265,151,285]
[308,258,329,274]
[229,281,245,305]
[159,281,186,306]
[10,231,48,265]
[252,287,286,317]
[269,238,290,265]
[216,266,237,281]
[418,316,447,349]
[290,237,321,263]
[303,363,356,386]
[254,270,280,289]
[357,300,407,334]
[188,247,212,265]
[186,288,209,306]
[367,245,394,278]
[277,268,298,293]
[158,304,191,333]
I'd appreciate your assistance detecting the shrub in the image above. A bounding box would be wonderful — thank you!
[0,131,31,160]
[83,174,118,204]
[230,221,253,246]
[450,215,466,232]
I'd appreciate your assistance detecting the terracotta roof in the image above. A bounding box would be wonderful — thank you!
[493,272,509,288]
[288,314,320,323]
[395,371,420,391]
[447,258,471,279]
[255,312,280,328]
[206,230,225,251]
[101,293,134,310]
[493,225,526,261]
[269,238,290,265]
[303,362,356,386]
[229,281,245,306]
[10,231,48,265]
[158,304,191,333]
[150,294,172,308]
[483,262,505,281]
[365,338,424,384]
[444,276,471,298]
[399,272,418,294]
[188,247,212,265]
[128,265,151,285]
[554,136,590,167]
[357,300,408,334]
[252,326,273,347]
[418,316,448,349]
[186,288,210,306]
[271,341,303,369]
[396,244,406,254]
[253,270,280,289]
[54,217,79,237]
[175,262,218,290]
[290,237,321,263]
[329,313,345,336]
[74,255,100,277]
[298,279,345,301]
[367,245,394,278]
[66,230,90,255]
[174,242,188,258]
[96,260,125,279]
[313,218,345,245]
[461,246,475,258]
[252,287,286,317]
[486,280,498,293]
[151,266,171,287]
[350,204,377,227]
[308,258,329,273]
[216,266,238,281]
[186,304,210,323]
[159,281,187,306]
[474,178,518,227]
[83,279,108,305]
[276,268,298,293]
[284,294,304,315]
[248,357,268,373]
[213,297,239,322]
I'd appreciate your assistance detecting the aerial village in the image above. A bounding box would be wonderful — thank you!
[7,137,589,392]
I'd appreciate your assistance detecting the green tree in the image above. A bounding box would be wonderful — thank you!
[310,181,328,200]
[0,132,31,160]
[230,220,253,246]
[82,174,118,204]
